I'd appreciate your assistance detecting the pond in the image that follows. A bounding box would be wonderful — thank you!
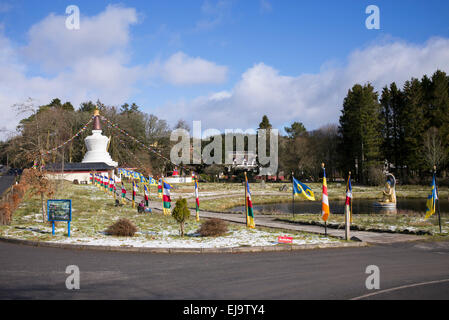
[230,198,449,216]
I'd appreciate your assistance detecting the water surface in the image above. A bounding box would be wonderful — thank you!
[230,198,449,215]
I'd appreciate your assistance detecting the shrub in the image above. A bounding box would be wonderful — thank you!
[106,218,137,237]
[172,198,190,236]
[0,180,29,225]
[197,218,228,237]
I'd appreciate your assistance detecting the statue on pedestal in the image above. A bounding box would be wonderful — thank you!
[374,173,397,210]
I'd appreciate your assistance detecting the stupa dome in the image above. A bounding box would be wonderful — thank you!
[81,109,118,167]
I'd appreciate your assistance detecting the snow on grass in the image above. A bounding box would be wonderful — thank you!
[0,182,341,249]
[49,227,339,248]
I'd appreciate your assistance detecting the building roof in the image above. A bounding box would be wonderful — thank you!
[45,162,115,172]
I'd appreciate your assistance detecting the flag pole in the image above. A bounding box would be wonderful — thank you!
[244,171,249,227]
[345,171,351,241]
[113,175,116,200]
[434,165,442,234]
[292,171,295,218]
[322,163,327,237]
[161,176,165,215]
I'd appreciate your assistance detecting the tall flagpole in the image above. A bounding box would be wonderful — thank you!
[434,165,442,234]
[322,163,327,237]
[244,172,248,227]
[345,171,351,241]
[132,181,135,208]
[291,171,295,217]
[113,174,116,201]
[161,176,165,215]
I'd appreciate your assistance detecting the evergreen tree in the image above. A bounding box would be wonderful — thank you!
[284,121,306,139]
[339,84,382,183]
[258,115,272,129]
[429,70,449,164]
[380,82,406,178]
[402,78,426,174]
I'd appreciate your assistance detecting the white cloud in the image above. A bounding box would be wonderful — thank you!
[22,5,138,71]
[155,37,449,131]
[0,5,141,138]
[0,5,228,139]
[153,51,228,85]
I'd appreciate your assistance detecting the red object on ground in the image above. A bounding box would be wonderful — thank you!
[278,236,293,244]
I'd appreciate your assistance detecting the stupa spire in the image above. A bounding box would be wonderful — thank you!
[93,108,101,130]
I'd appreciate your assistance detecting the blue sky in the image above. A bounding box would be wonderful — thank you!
[1,0,449,135]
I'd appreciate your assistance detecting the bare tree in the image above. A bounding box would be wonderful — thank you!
[423,127,446,169]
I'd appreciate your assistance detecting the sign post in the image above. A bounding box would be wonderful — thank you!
[47,199,72,237]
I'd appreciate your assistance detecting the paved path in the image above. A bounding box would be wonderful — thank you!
[1,240,448,299]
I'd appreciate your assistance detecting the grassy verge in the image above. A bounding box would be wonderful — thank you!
[0,181,340,247]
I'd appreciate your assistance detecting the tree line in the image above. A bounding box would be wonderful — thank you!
[0,69,447,185]
[0,98,175,175]
[279,69,449,185]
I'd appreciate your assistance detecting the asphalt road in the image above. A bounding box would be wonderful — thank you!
[0,240,448,300]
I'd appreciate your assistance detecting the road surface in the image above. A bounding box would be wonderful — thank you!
[0,240,448,300]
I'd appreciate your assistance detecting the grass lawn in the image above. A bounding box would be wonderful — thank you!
[0,181,341,248]
[275,213,448,236]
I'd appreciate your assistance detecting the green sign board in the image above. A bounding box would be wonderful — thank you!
[47,199,72,222]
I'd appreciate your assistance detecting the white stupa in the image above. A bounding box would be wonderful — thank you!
[82,109,118,167]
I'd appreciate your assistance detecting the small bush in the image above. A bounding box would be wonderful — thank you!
[172,198,190,236]
[197,218,228,237]
[106,218,137,237]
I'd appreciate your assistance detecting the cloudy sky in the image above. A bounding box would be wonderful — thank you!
[1,0,449,138]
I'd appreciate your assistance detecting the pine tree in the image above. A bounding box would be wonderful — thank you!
[402,78,426,174]
[380,83,406,178]
[339,84,382,183]
[284,122,306,139]
[258,115,272,130]
[429,70,449,165]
